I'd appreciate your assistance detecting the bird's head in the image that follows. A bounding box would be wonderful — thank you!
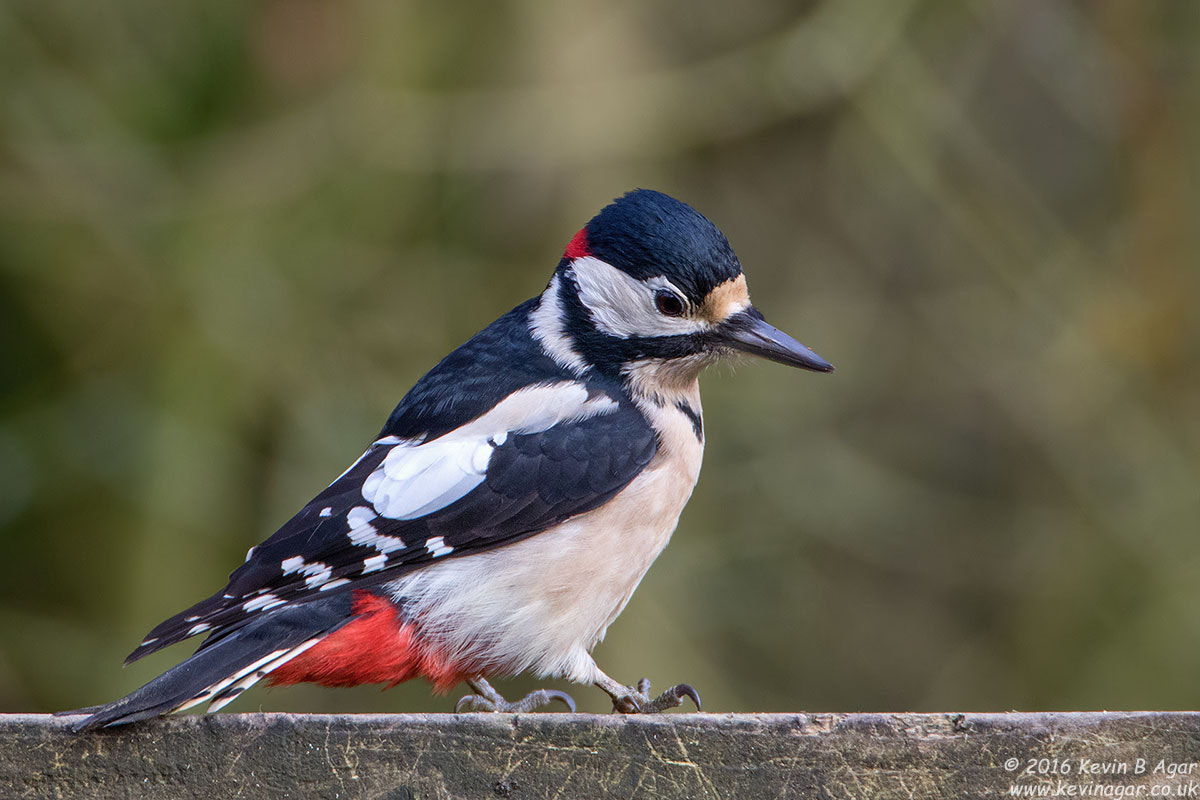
[532,189,833,394]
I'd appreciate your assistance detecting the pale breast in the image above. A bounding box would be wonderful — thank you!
[384,388,704,684]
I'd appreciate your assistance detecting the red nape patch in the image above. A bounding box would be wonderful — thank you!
[267,592,467,693]
[563,227,590,259]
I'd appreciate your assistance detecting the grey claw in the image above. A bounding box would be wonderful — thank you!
[671,684,701,711]
[455,694,483,713]
[545,690,576,712]
[612,693,642,714]
[609,679,702,714]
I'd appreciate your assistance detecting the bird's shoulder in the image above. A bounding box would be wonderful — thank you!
[382,298,575,441]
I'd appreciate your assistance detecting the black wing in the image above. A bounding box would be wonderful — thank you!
[127,394,656,663]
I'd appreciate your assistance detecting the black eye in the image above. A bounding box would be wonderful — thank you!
[654,289,686,317]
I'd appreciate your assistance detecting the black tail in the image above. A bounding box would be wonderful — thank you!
[64,595,353,731]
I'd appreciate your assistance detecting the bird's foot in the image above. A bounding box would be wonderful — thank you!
[600,676,702,714]
[454,677,575,713]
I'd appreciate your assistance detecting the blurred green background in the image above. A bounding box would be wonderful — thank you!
[2,0,1198,717]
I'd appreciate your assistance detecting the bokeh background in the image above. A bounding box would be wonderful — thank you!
[2,0,1198,717]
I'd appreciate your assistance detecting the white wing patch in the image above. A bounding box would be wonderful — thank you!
[363,436,494,520]
[362,381,618,521]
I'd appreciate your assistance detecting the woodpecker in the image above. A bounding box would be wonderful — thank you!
[65,189,832,730]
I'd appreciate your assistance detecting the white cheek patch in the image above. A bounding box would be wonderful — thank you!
[362,381,618,521]
[570,256,710,339]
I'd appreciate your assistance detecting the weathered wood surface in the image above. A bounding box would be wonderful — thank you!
[4,712,1200,799]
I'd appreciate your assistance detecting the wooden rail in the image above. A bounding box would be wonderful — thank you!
[5,712,1200,798]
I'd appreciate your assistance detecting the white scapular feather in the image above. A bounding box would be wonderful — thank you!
[362,381,617,520]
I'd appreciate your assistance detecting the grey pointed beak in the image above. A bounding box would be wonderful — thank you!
[719,307,834,373]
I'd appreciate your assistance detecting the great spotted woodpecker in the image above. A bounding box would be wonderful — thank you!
[67,189,833,730]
